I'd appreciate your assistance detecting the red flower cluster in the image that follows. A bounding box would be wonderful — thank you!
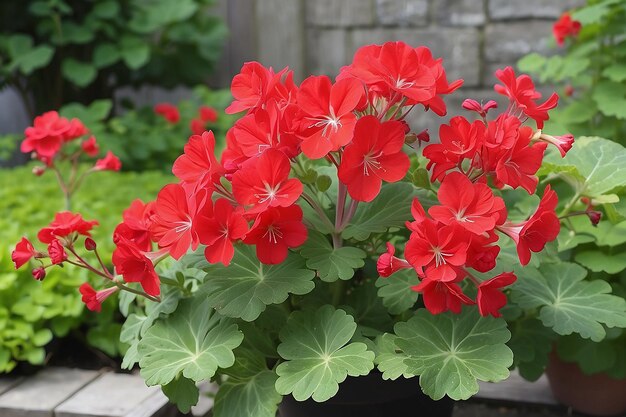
[553,12,582,46]
[15,41,572,318]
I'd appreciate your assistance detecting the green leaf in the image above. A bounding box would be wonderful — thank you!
[575,251,626,274]
[375,270,420,315]
[300,231,366,282]
[543,137,626,197]
[374,333,410,380]
[214,351,281,417]
[120,36,150,70]
[200,246,314,321]
[61,58,97,87]
[92,0,120,19]
[162,376,199,413]
[342,280,393,333]
[557,335,617,375]
[511,263,626,341]
[60,100,112,124]
[138,297,243,386]
[395,308,512,400]
[603,64,626,82]
[517,52,547,74]
[93,43,120,68]
[61,22,94,44]
[342,183,423,241]
[592,81,626,119]
[508,318,556,381]
[556,228,595,252]
[275,306,375,402]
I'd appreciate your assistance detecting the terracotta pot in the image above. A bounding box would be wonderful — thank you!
[546,352,626,416]
[278,372,454,417]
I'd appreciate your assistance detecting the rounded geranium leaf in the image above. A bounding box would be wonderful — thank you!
[201,246,315,321]
[275,306,375,402]
[511,262,626,341]
[138,297,243,386]
[300,231,366,282]
[395,308,513,400]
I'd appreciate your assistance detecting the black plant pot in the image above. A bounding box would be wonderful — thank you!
[278,372,455,417]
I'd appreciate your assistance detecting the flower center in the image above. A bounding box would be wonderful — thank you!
[174,215,193,233]
[394,77,414,90]
[308,108,342,138]
[254,182,285,204]
[362,151,383,176]
[431,246,452,267]
[263,225,283,244]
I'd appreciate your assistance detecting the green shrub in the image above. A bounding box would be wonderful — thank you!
[57,86,235,172]
[0,0,226,117]
[518,0,626,142]
[0,164,170,371]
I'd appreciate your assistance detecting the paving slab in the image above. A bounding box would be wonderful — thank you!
[0,368,100,417]
[477,372,557,406]
[54,372,168,417]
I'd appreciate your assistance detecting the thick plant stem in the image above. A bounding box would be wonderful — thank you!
[301,192,335,232]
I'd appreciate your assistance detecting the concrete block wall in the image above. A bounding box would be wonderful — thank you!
[214,0,584,131]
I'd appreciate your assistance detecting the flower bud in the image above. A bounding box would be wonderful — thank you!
[564,85,574,97]
[586,210,602,227]
[32,267,46,281]
[84,237,97,251]
[32,166,46,176]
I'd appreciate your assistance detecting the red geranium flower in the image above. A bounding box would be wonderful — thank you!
[466,231,501,273]
[537,132,575,157]
[81,136,99,157]
[21,111,71,158]
[11,237,37,269]
[154,103,180,124]
[190,119,205,136]
[172,131,224,188]
[150,183,206,260]
[94,151,122,171]
[195,198,249,266]
[243,205,307,264]
[38,212,99,244]
[477,272,517,318]
[423,116,485,182]
[232,148,303,212]
[494,126,547,194]
[412,276,475,314]
[47,239,67,265]
[226,62,291,114]
[553,13,581,46]
[498,185,560,265]
[428,172,507,235]
[377,242,412,277]
[297,76,363,159]
[112,237,160,296]
[199,106,218,123]
[338,116,410,202]
[79,283,119,313]
[231,104,300,159]
[114,199,156,252]
[340,42,436,104]
[494,67,558,128]
[63,119,88,142]
[405,216,470,282]
[414,46,464,116]
[462,99,498,119]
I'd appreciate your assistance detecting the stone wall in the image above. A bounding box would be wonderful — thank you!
[214,0,582,130]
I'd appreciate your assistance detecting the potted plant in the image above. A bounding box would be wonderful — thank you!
[12,41,626,417]
[515,2,626,415]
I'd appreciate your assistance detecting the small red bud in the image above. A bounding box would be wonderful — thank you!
[586,210,602,226]
[564,85,574,97]
[32,267,46,281]
[32,166,46,176]
[84,238,97,251]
